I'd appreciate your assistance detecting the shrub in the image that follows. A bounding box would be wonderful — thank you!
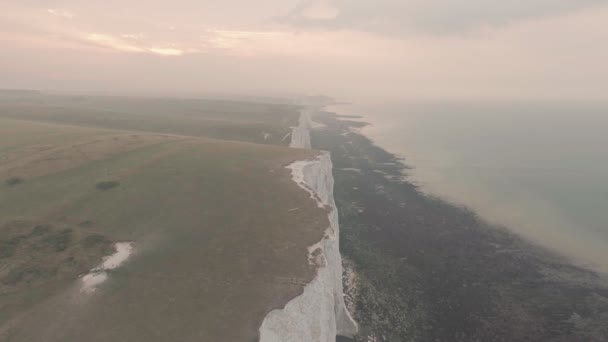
[78,220,94,227]
[81,234,111,249]
[31,224,52,236]
[96,181,120,190]
[5,177,23,187]
[0,241,16,258]
[41,228,73,252]
[3,267,54,285]
[0,235,27,258]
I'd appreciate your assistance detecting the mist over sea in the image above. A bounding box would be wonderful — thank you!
[336,101,608,273]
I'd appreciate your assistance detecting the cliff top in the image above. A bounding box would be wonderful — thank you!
[0,94,328,341]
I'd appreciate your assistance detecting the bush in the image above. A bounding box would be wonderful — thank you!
[41,228,73,252]
[81,234,111,249]
[5,177,23,187]
[78,220,94,227]
[31,224,52,236]
[0,241,17,258]
[96,181,120,190]
[3,266,54,285]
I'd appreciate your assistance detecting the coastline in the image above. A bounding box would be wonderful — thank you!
[0,95,336,341]
[259,107,358,341]
[312,110,608,342]
[343,102,608,275]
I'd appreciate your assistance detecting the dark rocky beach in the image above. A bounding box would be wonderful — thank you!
[314,111,608,342]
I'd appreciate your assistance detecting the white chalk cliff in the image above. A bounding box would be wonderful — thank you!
[288,108,314,149]
[259,109,358,341]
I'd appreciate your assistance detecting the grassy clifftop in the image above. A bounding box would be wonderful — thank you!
[0,94,299,146]
[0,96,324,341]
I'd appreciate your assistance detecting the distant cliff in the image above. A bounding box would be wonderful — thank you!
[0,89,41,98]
[259,108,358,341]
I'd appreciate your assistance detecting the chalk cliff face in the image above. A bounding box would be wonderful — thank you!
[289,108,314,149]
[259,109,358,341]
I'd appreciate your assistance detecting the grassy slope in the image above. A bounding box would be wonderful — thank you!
[0,99,325,341]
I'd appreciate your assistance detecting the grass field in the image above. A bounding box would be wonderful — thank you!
[0,96,325,341]
[0,94,299,146]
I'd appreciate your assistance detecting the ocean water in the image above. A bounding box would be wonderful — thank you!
[338,101,608,273]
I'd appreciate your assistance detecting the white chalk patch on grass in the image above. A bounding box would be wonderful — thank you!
[339,168,362,174]
[101,242,132,269]
[81,242,133,293]
[81,272,108,291]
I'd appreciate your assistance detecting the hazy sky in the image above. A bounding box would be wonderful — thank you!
[2,0,608,101]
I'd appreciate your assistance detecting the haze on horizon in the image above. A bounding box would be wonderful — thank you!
[2,0,608,102]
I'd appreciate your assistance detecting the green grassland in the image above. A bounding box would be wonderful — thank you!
[0,94,299,146]
[0,97,324,341]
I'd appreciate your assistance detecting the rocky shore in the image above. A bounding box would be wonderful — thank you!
[313,110,608,342]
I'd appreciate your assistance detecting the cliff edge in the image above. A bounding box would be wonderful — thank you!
[259,107,358,341]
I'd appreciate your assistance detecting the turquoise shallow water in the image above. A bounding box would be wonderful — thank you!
[337,101,608,273]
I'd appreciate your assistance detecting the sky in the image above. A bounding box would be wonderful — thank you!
[2,0,608,101]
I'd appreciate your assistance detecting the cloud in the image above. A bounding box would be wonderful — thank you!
[298,0,339,20]
[281,0,607,35]
[83,33,185,56]
[203,29,285,49]
[84,33,145,52]
[46,8,74,19]
[146,47,184,56]
[120,33,144,40]
[2,1,608,102]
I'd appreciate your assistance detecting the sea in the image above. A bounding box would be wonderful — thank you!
[334,101,608,274]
